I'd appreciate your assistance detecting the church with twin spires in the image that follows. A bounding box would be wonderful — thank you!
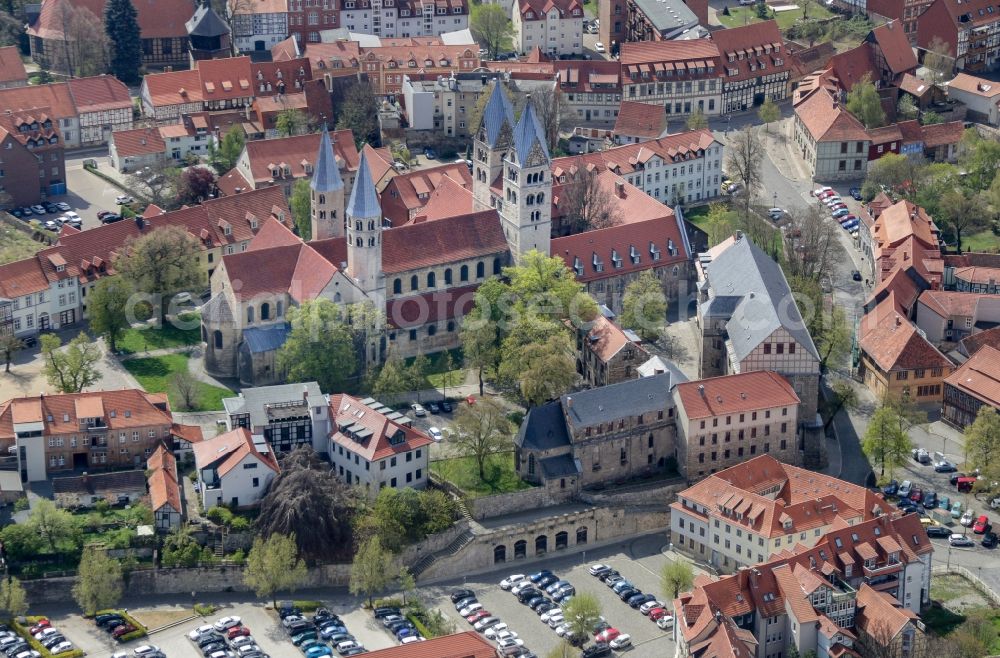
[202,82,551,386]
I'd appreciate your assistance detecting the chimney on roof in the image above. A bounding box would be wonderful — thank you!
[615,181,625,198]
[303,384,309,402]
[698,384,705,396]
[895,316,902,326]
[567,396,573,408]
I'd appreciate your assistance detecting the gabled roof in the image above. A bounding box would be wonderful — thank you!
[52,470,146,496]
[379,163,472,225]
[918,290,998,319]
[112,126,167,158]
[959,325,1000,358]
[898,73,933,98]
[947,72,1000,98]
[147,444,181,513]
[613,101,667,140]
[710,21,792,84]
[873,200,939,251]
[29,0,196,40]
[944,344,1000,406]
[192,427,279,477]
[860,295,952,372]
[328,393,432,462]
[584,315,645,363]
[357,631,495,658]
[0,257,50,299]
[795,88,870,142]
[381,210,508,273]
[517,0,583,19]
[551,128,719,178]
[186,3,230,37]
[386,285,479,329]
[855,584,918,641]
[562,372,677,429]
[310,126,345,193]
[676,371,799,419]
[868,21,917,74]
[619,38,720,66]
[346,149,382,219]
[242,130,359,186]
[0,46,27,85]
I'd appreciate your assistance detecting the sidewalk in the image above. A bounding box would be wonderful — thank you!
[760,117,812,183]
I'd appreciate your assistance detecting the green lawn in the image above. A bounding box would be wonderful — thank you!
[683,205,739,232]
[123,354,232,411]
[407,349,466,391]
[430,453,535,497]
[0,223,44,265]
[717,3,833,29]
[961,229,1000,253]
[117,312,202,355]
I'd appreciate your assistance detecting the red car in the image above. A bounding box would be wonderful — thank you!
[910,488,923,503]
[29,620,50,635]
[227,626,251,639]
[466,610,490,624]
[595,628,621,643]
[649,608,669,621]
[974,515,990,534]
[112,624,136,639]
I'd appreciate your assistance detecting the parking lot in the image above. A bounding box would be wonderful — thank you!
[428,553,676,657]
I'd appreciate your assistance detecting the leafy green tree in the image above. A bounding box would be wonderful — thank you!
[244,533,309,607]
[960,128,1000,191]
[277,299,358,393]
[705,203,734,246]
[40,332,103,393]
[349,536,393,607]
[276,108,310,137]
[0,577,28,618]
[686,108,708,131]
[964,406,1000,477]
[371,349,410,398]
[218,126,245,171]
[73,547,123,615]
[563,593,602,642]
[363,487,456,551]
[498,317,577,405]
[896,95,918,121]
[406,353,431,399]
[460,312,499,396]
[757,97,780,131]
[507,250,598,324]
[290,178,312,240]
[0,334,23,373]
[104,0,141,84]
[921,110,943,125]
[815,306,851,370]
[846,73,886,129]
[620,270,667,341]
[862,152,919,198]
[661,559,694,599]
[470,3,514,59]
[88,278,133,352]
[923,36,954,84]
[336,80,380,149]
[862,405,912,477]
[450,397,515,481]
[115,225,203,320]
[29,499,81,553]
[939,188,987,253]
[755,0,770,18]
[397,566,416,605]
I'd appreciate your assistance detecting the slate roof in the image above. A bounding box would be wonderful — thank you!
[540,454,580,478]
[347,149,382,219]
[242,323,291,354]
[561,372,676,429]
[516,400,571,451]
[480,80,515,148]
[186,3,230,37]
[702,235,820,362]
[512,100,550,164]
[311,126,345,193]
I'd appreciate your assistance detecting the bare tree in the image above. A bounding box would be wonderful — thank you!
[58,3,108,77]
[726,127,764,215]
[784,204,839,279]
[923,37,955,84]
[529,87,565,153]
[168,370,200,411]
[558,161,623,234]
[126,158,179,209]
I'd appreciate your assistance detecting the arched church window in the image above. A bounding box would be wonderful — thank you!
[356,237,363,247]
[261,303,271,321]
[393,279,402,294]
[427,272,436,288]
[410,275,418,291]
[247,306,254,323]
[460,265,469,281]
[493,257,502,274]
[319,194,326,204]
[444,268,452,285]
[476,262,485,278]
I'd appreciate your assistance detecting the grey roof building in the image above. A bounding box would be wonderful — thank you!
[346,150,381,219]
[481,80,515,149]
[222,382,330,454]
[311,126,345,193]
[512,101,550,164]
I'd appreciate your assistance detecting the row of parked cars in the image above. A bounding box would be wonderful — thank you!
[278,605,365,657]
[812,187,860,234]
[589,564,674,633]
[185,615,267,658]
[451,586,533,657]
[0,622,43,658]
[21,618,73,655]
[373,605,424,645]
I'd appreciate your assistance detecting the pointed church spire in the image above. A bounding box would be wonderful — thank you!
[479,80,515,148]
[513,99,550,164]
[311,126,344,193]
[347,150,381,219]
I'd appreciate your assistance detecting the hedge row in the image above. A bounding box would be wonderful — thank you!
[94,609,149,642]
[12,616,84,658]
[404,613,434,640]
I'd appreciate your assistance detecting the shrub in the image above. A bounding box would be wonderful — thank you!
[230,517,251,532]
[194,603,218,616]
[206,507,233,526]
[13,497,29,512]
[372,597,404,609]
[292,600,324,612]
[228,549,246,565]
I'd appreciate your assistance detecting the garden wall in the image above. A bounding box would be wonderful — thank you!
[468,487,574,521]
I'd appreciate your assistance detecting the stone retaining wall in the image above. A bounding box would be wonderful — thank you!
[467,487,574,521]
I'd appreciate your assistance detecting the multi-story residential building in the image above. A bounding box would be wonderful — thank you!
[380,162,473,226]
[868,0,937,42]
[0,107,67,205]
[696,235,823,467]
[0,46,28,88]
[669,454,898,574]
[109,117,217,173]
[194,427,280,509]
[917,0,1000,72]
[515,373,683,494]
[674,513,932,658]
[674,371,802,482]
[0,389,202,482]
[28,0,196,73]
[331,0,468,40]
[327,393,432,496]
[915,290,1000,345]
[865,199,941,286]
[712,21,792,114]
[356,43,480,96]
[550,128,723,207]
[401,73,487,139]
[620,40,722,117]
[793,88,872,181]
[945,72,1000,125]
[233,0,290,53]
[577,315,649,387]
[942,344,1000,427]
[943,252,1000,293]
[147,444,183,531]
[0,76,132,148]
[512,0,585,56]
[222,382,329,454]
[554,60,623,125]
[858,294,954,401]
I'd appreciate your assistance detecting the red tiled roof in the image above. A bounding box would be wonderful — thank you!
[676,371,800,419]
[0,257,50,299]
[585,315,646,363]
[147,444,181,513]
[855,584,917,641]
[710,21,792,84]
[860,295,952,372]
[362,143,396,186]
[873,200,939,252]
[0,82,75,120]
[380,163,473,225]
[242,131,359,186]
[953,265,1000,285]
[613,101,667,139]
[0,389,176,441]
[142,68,204,108]
[413,173,476,222]
[620,39,721,66]
[111,126,167,158]
[360,631,495,658]
[196,56,254,100]
[328,393,433,462]
[932,0,1000,27]
[551,129,719,178]
[919,290,997,319]
[216,168,253,196]
[222,239,338,302]
[795,88,869,142]
[517,0,583,19]
[29,0,195,40]
[279,40,361,74]
[945,345,1000,406]
[960,326,1000,358]
[192,427,279,477]
[386,285,478,329]
[898,73,933,97]
[0,46,27,85]
[921,120,964,147]
[553,60,622,93]
[947,72,1000,98]
[869,21,918,74]
[381,210,508,274]
[66,75,131,112]
[828,43,878,92]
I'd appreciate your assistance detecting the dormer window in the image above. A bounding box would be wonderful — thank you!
[224,226,232,236]
[526,10,533,17]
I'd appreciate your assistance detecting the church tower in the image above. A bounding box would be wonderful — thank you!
[346,150,384,308]
[472,80,515,213]
[310,126,345,241]
[501,101,552,260]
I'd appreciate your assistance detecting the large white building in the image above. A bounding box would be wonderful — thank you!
[511,0,585,55]
[222,382,329,454]
[193,427,280,509]
[232,0,289,53]
[327,394,432,496]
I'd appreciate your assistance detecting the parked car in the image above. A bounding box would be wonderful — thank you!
[924,491,937,508]
[982,531,998,548]
[935,461,958,473]
[303,645,332,658]
[28,622,50,635]
[426,400,440,414]
[440,400,453,412]
[466,610,490,624]
[595,42,606,52]
[850,187,863,200]
[588,564,611,576]
[529,570,554,583]
[595,628,621,644]
[951,501,963,519]
[112,625,137,639]
[227,627,250,640]
[649,608,671,621]
[581,644,612,658]
[55,202,70,212]
[974,515,991,534]
[116,195,135,205]
[213,617,242,632]
[926,525,951,538]
[882,479,898,495]
[656,615,675,630]
[609,634,632,650]
[812,186,834,196]
[961,509,976,526]
[450,590,475,603]
[411,403,426,417]
[832,208,851,218]
[473,616,501,632]
[950,534,975,547]
[639,600,665,615]
[483,623,510,640]
[910,488,923,503]
[188,626,216,640]
[898,480,912,497]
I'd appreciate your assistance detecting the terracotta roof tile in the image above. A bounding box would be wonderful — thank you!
[613,101,667,139]
[0,257,50,299]
[381,210,508,274]
[386,285,478,329]
[919,290,998,319]
[142,69,204,108]
[947,72,1000,97]
[620,39,721,66]
[328,393,432,462]
[795,88,869,142]
[899,73,933,97]
[945,345,1000,406]
[0,46,27,85]
[869,21,917,74]
[960,325,1000,357]
[243,131,359,186]
[552,129,718,178]
[0,82,75,120]
[676,371,800,419]
[953,265,1000,286]
[855,584,917,640]
[710,21,793,84]
[66,75,131,112]
[380,163,473,225]
[111,126,167,158]
[860,296,953,371]
[359,631,494,658]
[192,427,279,477]
[921,120,965,147]
[29,0,194,41]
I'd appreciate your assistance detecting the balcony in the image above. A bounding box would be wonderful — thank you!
[865,573,901,592]
[863,560,903,578]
